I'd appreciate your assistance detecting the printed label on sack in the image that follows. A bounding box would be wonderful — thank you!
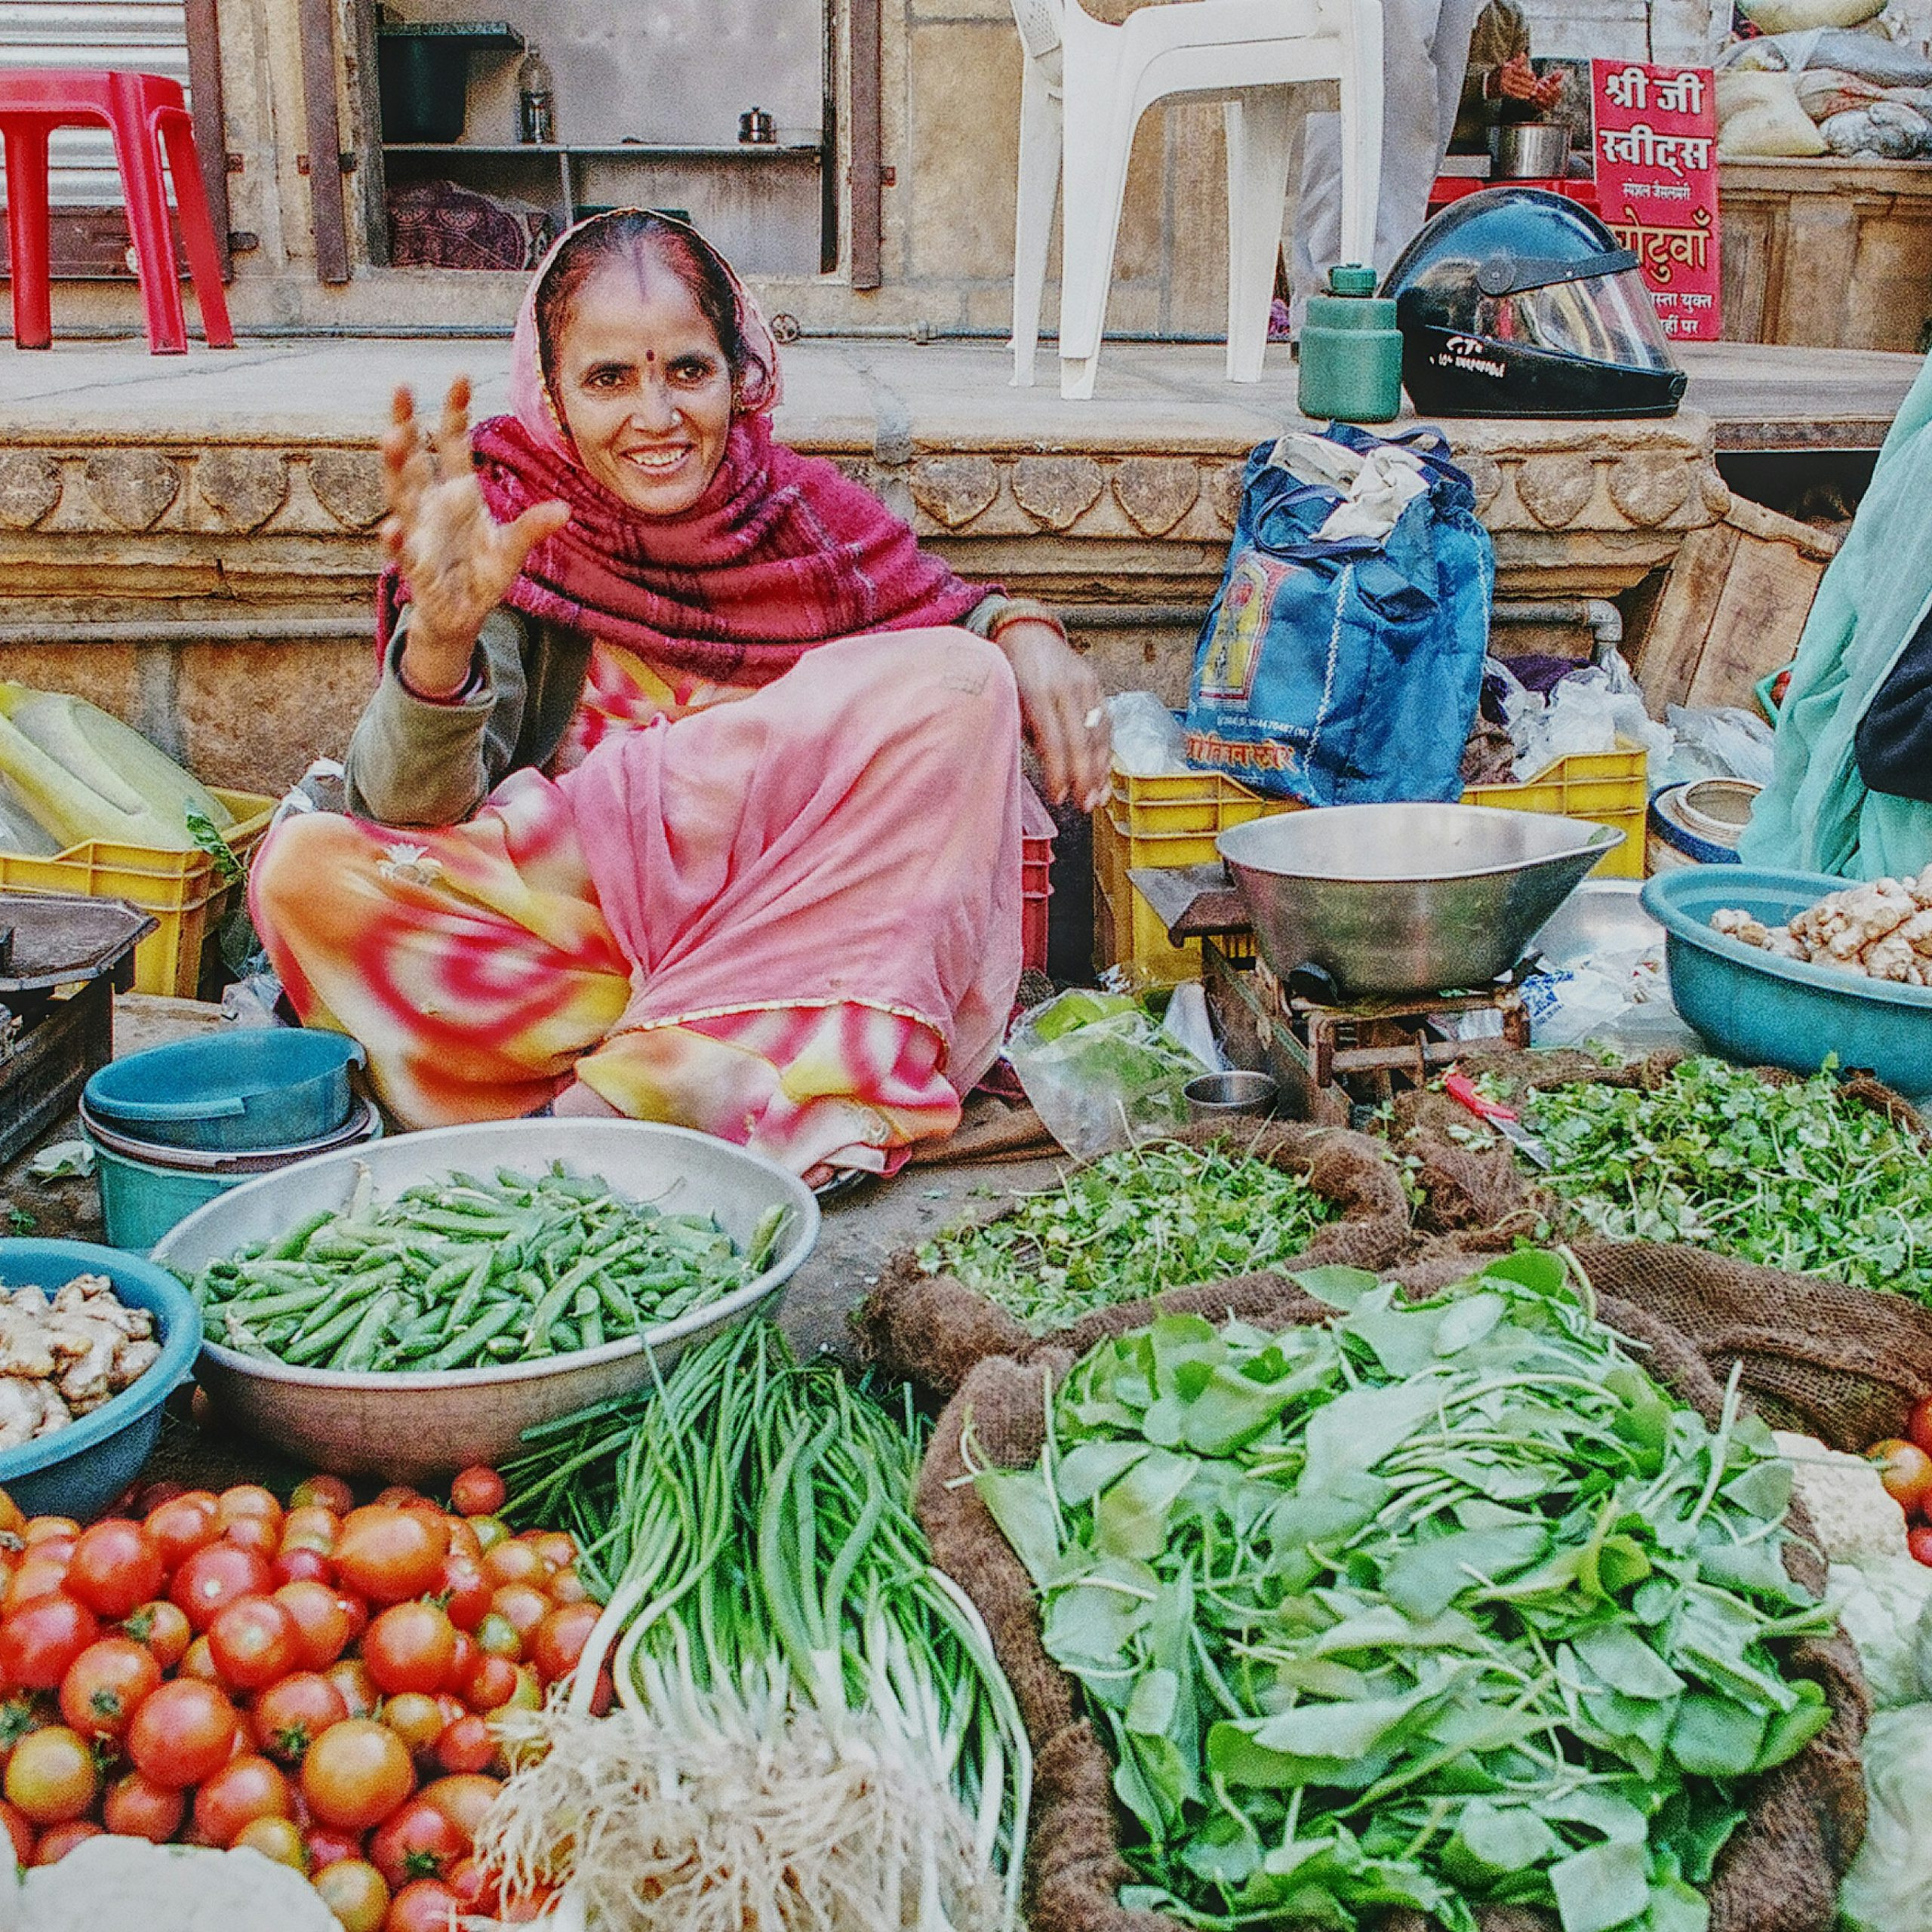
[1196,554,1291,701]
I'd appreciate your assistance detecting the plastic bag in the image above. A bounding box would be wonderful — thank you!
[1505,663,1672,781]
[1822,97,1932,152]
[1656,704,1777,789]
[1106,694,1188,777]
[1718,69,1832,152]
[1828,1555,1932,1707]
[1005,990,1207,1159]
[1723,26,1932,87]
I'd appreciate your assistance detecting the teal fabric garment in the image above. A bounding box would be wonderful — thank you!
[1739,350,1932,881]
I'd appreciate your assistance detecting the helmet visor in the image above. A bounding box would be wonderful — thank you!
[1475,266,1677,371]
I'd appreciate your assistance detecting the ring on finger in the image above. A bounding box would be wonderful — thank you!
[1082,706,1104,731]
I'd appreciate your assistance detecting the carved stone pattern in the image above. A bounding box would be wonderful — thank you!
[1457,452,1504,515]
[908,455,1000,530]
[1010,456,1104,532]
[307,451,387,531]
[1514,455,1598,530]
[1111,457,1200,537]
[81,451,180,531]
[1206,463,1244,532]
[0,452,61,531]
[195,449,290,533]
[1605,451,1692,528]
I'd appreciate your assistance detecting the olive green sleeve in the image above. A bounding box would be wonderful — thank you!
[341,606,531,827]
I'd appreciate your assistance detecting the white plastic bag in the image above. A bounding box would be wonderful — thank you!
[1106,693,1188,777]
[1656,705,1777,789]
[1506,665,1671,781]
[1005,990,1207,1158]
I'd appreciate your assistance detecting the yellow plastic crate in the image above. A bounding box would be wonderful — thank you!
[1092,812,1263,982]
[0,788,278,998]
[1461,742,1648,879]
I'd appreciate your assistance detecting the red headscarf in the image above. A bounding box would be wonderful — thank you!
[380,211,983,688]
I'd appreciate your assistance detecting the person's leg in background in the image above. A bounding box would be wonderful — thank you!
[1287,0,1485,325]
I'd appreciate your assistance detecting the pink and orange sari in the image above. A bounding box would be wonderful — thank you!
[250,215,1024,1180]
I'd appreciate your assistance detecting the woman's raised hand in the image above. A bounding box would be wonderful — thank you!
[381,378,571,696]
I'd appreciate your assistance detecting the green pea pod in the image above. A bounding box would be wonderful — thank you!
[268,1210,337,1262]
[423,1297,522,1373]
[331,1289,401,1371]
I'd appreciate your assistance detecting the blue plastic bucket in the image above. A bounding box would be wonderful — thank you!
[83,1096,383,1254]
[85,1031,365,1154]
[0,1238,202,1521]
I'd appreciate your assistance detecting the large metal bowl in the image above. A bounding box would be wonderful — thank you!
[1218,803,1620,997]
[150,1120,819,1483]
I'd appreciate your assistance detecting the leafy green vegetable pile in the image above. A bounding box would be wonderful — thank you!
[1516,1057,1932,1303]
[188,1162,789,1373]
[918,1141,1341,1335]
[976,1251,1833,1932]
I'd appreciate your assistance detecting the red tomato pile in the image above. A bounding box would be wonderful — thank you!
[1867,1396,1932,1565]
[0,1465,603,1930]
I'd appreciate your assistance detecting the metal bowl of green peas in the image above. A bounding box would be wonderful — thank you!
[149,1119,820,1484]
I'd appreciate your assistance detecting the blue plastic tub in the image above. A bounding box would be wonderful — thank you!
[85,1031,365,1154]
[0,1240,201,1521]
[1642,866,1932,1098]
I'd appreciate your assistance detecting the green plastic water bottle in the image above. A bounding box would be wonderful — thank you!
[1297,264,1403,425]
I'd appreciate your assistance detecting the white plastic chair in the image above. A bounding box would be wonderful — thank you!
[1008,0,1383,400]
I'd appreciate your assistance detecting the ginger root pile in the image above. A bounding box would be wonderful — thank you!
[1713,869,1932,986]
[0,1274,161,1449]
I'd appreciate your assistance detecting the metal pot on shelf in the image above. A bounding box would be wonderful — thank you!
[1491,122,1571,180]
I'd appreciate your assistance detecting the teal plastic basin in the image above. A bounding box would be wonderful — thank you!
[0,1240,201,1521]
[1642,866,1932,1098]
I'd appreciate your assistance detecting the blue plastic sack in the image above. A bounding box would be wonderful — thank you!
[1183,424,1494,804]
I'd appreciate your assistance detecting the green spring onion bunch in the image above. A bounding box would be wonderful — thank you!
[487,1322,1030,1932]
[974,1251,1833,1932]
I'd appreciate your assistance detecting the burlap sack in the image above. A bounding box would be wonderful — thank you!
[855,1119,1412,1401]
[917,1265,1869,1932]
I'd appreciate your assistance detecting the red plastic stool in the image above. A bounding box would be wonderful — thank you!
[0,68,235,352]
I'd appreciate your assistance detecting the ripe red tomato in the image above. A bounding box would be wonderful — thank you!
[445,1857,497,1913]
[143,1493,220,1570]
[364,1602,457,1698]
[272,1548,334,1589]
[217,1485,283,1534]
[291,1474,355,1516]
[446,1632,477,1688]
[528,1533,574,1574]
[30,1819,100,1865]
[480,1542,542,1590]
[272,1579,355,1672]
[435,1555,491,1635]
[121,1598,191,1669]
[548,1567,588,1605]
[1909,1524,1932,1566]
[432,1713,494,1777]
[234,1814,309,1871]
[63,1521,164,1620]
[0,1798,30,1865]
[3,1557,71,1612]
[193,1752,292,1846]
[448,1469,506,1518]
[528,1601,600,1685]
[171,1543,274,1634]
[418,1773,500,1841]
[178,1635,225,1687]
[461,1653,519,1714]
[127,1678,241,1789]
[103,1769,186,1843]
[315,1857,392,1932]
[305,1823,362,1871]
[370,1795,466,1890]
[0,1592,100,1688]
[334,1509,448,1607]
[384,1878,463,1932]
[325,1657,380,1721]
[380,1692,445,1758]
[220,1516,279,1561]
[4,1724,96,1823]
[279,1505,340,1555]
[208,1595,300,1691]
[302,1718,416,1831]
[444,1520,482,1564]
[57,1635,160,1738]
[253,1670,349,1764]
[1867,1438,1932,1518]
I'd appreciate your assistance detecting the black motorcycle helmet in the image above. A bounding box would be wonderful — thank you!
[1380,188,1687,420]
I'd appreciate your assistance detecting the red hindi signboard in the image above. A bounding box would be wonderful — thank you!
[1590,60,1721,341]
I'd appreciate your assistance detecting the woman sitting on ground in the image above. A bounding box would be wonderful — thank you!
[250,209,1109,1184]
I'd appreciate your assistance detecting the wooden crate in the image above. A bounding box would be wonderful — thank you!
[1632,495,1839,715]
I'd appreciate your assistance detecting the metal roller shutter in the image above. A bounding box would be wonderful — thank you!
[0,0,190,208]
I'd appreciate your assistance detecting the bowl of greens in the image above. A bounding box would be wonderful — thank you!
[150,1119,817,1481]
